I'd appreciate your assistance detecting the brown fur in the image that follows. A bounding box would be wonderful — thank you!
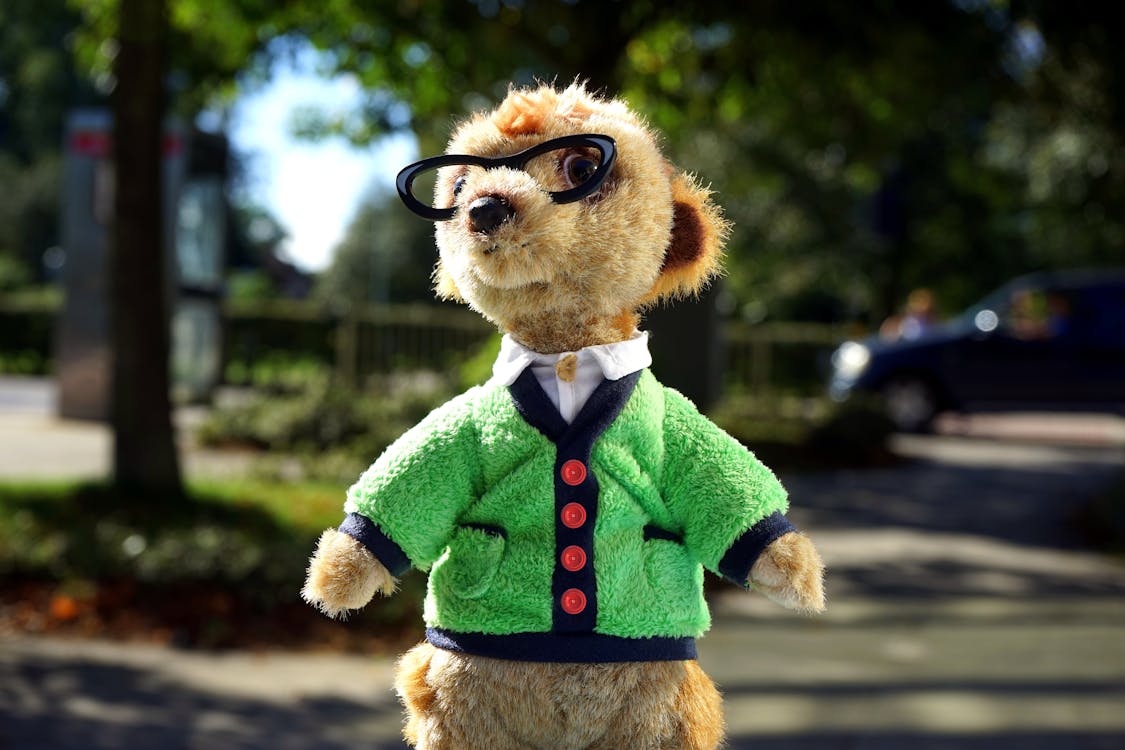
[301,529,397,618]
[432,83,723,353]
[640,175,729,307]
[491,86,596,137]
[302,83,826,750]
[748,531,827,613]
[396,643,723,750]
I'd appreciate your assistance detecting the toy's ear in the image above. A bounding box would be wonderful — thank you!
[432,260,464,303]
[642,172,729,306]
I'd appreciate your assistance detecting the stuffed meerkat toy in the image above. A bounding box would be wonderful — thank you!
[302,83,825,750]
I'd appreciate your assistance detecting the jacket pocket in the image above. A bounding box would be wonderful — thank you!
[432,525,507,600]
[641,528,699,605]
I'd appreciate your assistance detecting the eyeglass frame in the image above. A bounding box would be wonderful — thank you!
[396,133,617,221]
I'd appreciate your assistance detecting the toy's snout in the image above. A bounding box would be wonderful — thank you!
[468,194,514,234]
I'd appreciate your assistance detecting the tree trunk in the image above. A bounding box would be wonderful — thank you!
[110,0,182,496]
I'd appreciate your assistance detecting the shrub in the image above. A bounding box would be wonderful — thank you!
[198,373,452,482]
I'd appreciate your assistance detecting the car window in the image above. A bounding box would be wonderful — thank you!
[1001,288,1061,340]
[965,277,1125,346]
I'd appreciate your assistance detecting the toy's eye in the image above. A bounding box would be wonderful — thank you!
[453,175,467,197]
[563,153,599,188]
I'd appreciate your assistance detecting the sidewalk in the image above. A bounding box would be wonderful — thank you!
[0,376,254,480]
[2,377,1124,748]
[0,376,1122,482]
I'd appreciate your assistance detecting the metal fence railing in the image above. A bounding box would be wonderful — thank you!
[723,321,853,396]
[1,295,854,396]
[221,300,495,388]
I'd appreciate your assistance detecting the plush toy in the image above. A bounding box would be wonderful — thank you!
[302,83,825,750]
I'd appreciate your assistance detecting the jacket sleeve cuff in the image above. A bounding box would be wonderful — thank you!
[338,512,412,577]
[717,511,796,586]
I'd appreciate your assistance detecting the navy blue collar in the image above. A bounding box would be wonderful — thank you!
[508,367,642,446]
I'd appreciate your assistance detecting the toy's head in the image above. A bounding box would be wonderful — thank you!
[397,83,729,353]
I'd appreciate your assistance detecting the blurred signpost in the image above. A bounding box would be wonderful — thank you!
[55,108,226,420]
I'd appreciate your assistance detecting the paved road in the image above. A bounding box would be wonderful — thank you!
[2,377,1124,749]
[0,377,253,480]
[710,435,1125,749]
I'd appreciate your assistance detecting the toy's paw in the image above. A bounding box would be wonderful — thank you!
[301,528,397,619]
[748,532,826,613]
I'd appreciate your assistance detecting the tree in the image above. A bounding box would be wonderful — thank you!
[0,0,98,285]
[109,0,181,495]
[31,0,1125,445]
[315,190,436,310]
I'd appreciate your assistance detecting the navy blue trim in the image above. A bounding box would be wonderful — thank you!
[338,512,412,577]
[509,368,567,442]
[566,372,642,445]
[717,511,797,586]
[507,369,643,636]
[643,525,684,544]
[426,627,697,663]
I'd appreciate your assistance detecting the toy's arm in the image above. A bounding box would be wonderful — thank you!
[661,388,825,612]
[748,532,825,612]
[301,391,483,619]
[302,528,397,618]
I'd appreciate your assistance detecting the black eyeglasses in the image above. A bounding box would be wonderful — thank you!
[396,133,617,221]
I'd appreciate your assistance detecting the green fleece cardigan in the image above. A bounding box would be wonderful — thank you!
[340,367,793,663]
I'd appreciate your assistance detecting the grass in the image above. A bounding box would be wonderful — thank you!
[0,479,338,580]
[0,479,426,651]
[0,385,898,650]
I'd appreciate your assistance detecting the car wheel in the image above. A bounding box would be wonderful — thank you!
[882,377,938,432]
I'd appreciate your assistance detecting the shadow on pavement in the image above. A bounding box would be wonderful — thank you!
[788,453,1118,549]
[776,442,1125,602]
[726,731,1124,750]
[0,656,409,750]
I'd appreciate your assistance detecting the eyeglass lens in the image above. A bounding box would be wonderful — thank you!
[407,147,603,211]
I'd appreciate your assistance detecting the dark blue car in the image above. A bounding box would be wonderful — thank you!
[828,269,1125,431]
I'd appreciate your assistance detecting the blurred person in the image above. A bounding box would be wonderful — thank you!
[1045,291,1073,339]
[1008,288,1049,340]
[881,287,937,340]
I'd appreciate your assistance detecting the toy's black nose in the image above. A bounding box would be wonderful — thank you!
[468,195,513,234]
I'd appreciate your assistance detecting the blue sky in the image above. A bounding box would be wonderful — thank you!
[229,53,416,272]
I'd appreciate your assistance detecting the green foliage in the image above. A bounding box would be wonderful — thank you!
[226,269,279,302]
[0,480,333,586]
[0,350,49,375]
[0,155,63,286]
[223,351,331,393]
[0,253,33,291]
[0,478,428,646]
[8,0,1125,343]
[314,191,436,309]
[1,1,92,283]
[0,288,59,374]
[303,3,1124,323]
[458,332,503,390]
[198,373,452,481]
[713,393,895,471]
[2,1,95,159]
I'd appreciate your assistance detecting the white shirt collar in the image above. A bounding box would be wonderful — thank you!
[489,330,652,387]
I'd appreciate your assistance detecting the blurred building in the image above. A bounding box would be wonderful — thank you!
[55,108,227,419]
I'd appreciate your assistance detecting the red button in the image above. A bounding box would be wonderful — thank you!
[560,502,587,529]
[560,459,587,486]
[561,588,587,615]
[561,545,587,571]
